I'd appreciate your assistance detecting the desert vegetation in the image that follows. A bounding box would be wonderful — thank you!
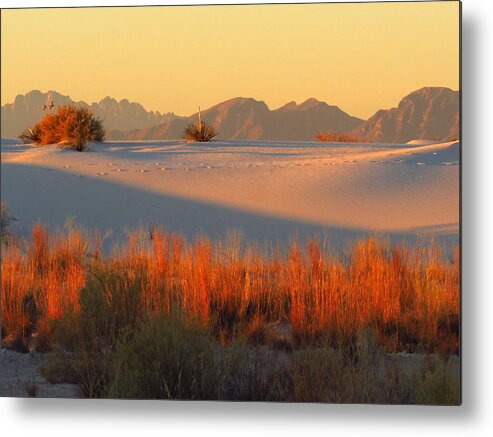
[316,130,361,143]
[0,203,16,239]
[18,105,105,151]
[182,108,217,142]
[1,225,459,403]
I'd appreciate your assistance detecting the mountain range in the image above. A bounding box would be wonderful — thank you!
[108,96,364,142]
[1,87,459,143]
[351,87,459,143]
[0,90,180,139]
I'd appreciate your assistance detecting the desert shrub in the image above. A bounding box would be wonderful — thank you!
[109,313,219,399]
[17,105,105,151]
[290,329,439,404]
[416,357,460,405]
[19,124,42,144]
[183,119,218,142]
[40,260,149,397]
[221,342,294,401]
[49,261,147,352]
[57,106,105,151]
[316,130,360,143]
[0,203,16,239]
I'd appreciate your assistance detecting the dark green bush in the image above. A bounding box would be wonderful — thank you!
[109,313,219,399]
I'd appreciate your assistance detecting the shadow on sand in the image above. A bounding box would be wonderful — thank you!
[1,162,458,253]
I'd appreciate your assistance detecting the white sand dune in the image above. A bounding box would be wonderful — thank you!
[1,139,459,249]
[406,139,444,146]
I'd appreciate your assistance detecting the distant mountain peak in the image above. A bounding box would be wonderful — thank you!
[298,98,323,110]
[352,86,459,143]
[1,90,179,137]
[277,101,298,111]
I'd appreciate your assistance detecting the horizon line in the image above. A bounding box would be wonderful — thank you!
[2,85,459,120]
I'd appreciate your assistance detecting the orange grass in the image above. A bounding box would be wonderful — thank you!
[316,130,361,143]
[1,225,459,353]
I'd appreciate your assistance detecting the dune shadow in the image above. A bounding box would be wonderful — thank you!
[1,162,457,253]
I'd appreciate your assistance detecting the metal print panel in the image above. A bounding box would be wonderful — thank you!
[0,1,461,404]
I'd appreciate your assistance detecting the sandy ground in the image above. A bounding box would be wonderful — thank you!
[0,348,79,398]
[0,139,459,249]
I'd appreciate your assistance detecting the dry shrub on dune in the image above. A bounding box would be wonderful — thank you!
[316,130,361,143]
[18,105,105,151]
[19,124,43,144]
[182,120,218,142]
[182,109,218,142]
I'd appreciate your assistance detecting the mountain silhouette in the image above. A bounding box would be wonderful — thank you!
[351,87,459,143]
[108,96,363,141]
[1,90,179,138]
[2,87,459,143]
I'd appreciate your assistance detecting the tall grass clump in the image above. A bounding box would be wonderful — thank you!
[17,105,105,151]
[1,223,87,351]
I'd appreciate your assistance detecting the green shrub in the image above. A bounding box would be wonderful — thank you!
[109,313,219,400]
[417,357,460,405]
[40,263,148,397]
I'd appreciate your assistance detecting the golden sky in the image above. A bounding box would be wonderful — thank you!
[1,2,459,119]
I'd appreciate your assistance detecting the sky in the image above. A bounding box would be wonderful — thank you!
[1,1,459,119]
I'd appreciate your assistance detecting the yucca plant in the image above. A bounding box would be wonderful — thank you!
[182,107,218,142]
[18,124,43,144]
